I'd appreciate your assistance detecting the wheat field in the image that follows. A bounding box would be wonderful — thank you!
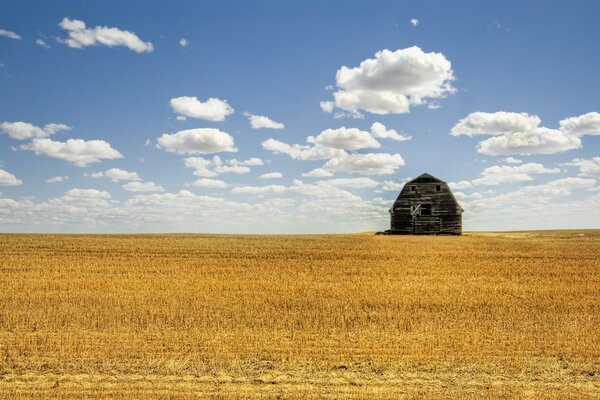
[0,231,599,398]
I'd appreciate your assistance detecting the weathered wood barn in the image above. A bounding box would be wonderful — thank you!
[386,173,463,235]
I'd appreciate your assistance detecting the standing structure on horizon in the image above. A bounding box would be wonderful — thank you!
[387,173,463,235]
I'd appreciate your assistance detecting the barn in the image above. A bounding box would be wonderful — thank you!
[386,173,463,235]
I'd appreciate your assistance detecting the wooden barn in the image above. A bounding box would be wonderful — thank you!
[386,173,463,235]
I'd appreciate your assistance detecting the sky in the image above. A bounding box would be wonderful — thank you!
[0,0,599,233]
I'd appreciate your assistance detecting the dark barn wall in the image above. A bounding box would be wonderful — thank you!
[389,174,463,235]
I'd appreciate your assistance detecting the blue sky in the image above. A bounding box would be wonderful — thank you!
[0,1,599,233]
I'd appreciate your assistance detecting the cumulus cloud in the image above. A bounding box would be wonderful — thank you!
[231,185,286,195]
[22,138,123,167]
[0,29,21,40]
[157,128,237,154]
[190,178,227,188]
[311,127,381,150]
[46,176,68,184]
[565,157,600,177]
[448,181,473,190]
[260,172,283,179]
[323,153,405,175]
[179,38,189,47]
[320,101,334,113]
[169,96,234,121]
[0,121,71,140]
[451,111,600,155]
[93,168,141,182]
[122,181,164,192]
[369,122,411,141]
[323,46,455,115]
[317,177,379,188]
[410,18,419,27]
[379,179,411,192]
[302,168,333,178]
[0,168,23,186]
[262,138,347,161]
[184,155,261,177]
[502,157,522,164]
[243,112,285,129]
[58,17,153,53]
[559,112,600,136]
[470,163,560,186]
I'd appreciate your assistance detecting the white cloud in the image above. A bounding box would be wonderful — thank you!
[62,188,111,201]
[179,38,189,47]
[22,138,123,167]
[262,138,347,161]
[260,172,283,179]
[320,101,334,113]
[0,121,71,140]
[0,169,22,186]
[559,112,600,136]
[122,181,164,192]
[451,112,541,137]
[325,46,455,115]
[46,176,68,184]
[36,38,50,48]
[190,178,227,188]
[410,18,419,27]
[231,185,286,195]
[323,153,405,175]
[448,181,473,190]
[471,163,560,186]
[317,177,379,188]
[58,17,153,53]
[101,168,141,182]
[565,157,600,177]
[502,157,522,164]
[157,128,237,154]
[311,127,381,150]
[243,112,285,129]
[0,29,21,40]
[380,179,411,192]
[184,155,260,177]
[169,96,234,121]
[451,111,600,155]
[302,168,333,178]
[370,122,411,141]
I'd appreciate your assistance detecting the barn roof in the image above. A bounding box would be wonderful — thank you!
[407,173,444,184]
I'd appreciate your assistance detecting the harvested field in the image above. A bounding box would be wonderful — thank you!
[1,231,599,398]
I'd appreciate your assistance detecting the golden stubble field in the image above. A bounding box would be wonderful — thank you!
[0,231,599,399]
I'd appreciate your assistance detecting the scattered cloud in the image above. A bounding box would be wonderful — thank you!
[0,168,23,186]
[91,168,141,182]
[58,17,153,53]
[448,181,473,190]
[317,177,379,188]
[302,168,333,178]
[122,181,164,192]
[260,172,283,179]
[471,163,560,186]
[0,121,71,140]
[157,128,237,154]
[323,153,405,175]
[36,38,50,48]
[184,155,262,177]
[451,111,600,155]
[323,46,455,115]
[179,38,189,47]
[410,18,419,27]
[22,138,123,167]
[231,185,286,195]
[379,178,411,192]
[502,157,522,164]
[169,96,234,121]
[0,29,21,40]
[190,178,227,188]
[320,101,334,113]
[262,138,347,161]
[369,122,411,141]
[46,176,68,184]
[243,112,285,129]
[311,127,381,150]
[565,157,600,177]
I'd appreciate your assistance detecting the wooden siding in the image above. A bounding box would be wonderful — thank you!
[388,174,462,235]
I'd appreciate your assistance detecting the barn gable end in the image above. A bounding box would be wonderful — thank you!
[387,173,463,235]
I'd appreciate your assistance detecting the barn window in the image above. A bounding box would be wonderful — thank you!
[436,185,441,192]
[411,186,416,192]
[420,204,432,216]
